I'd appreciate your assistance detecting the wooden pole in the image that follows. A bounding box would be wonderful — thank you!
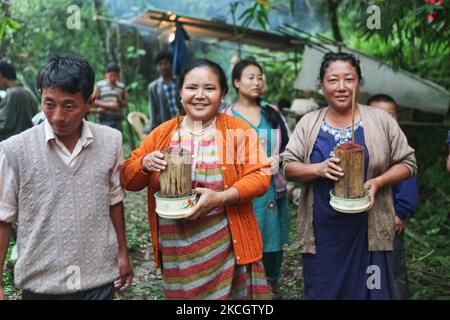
[351,84,356,144]
[176,109,181,147]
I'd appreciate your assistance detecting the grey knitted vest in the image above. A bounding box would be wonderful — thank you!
[0,122,121,294]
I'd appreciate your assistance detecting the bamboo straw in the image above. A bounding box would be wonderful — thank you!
[351,85,356,144]
[176,109,181,147]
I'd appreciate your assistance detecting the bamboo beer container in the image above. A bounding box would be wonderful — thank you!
[158,146,192,198]
[158,110,193,198]
[334,142,365,198]
[334,85,365,199]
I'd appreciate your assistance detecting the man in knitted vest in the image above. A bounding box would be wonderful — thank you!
[0,54,133,300]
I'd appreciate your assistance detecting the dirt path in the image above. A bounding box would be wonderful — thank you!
[116,190,163,300]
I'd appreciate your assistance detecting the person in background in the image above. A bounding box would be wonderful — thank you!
[0,61,38,141]
[147,51,180,131]
[0,54,132,300]
[367,93,419,300]
[92,62,128,131]
[121,59,271,300]
[223,59,290,299]
[283,52,417,299]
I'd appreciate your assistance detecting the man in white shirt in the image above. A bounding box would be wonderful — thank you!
[0,54,133,300]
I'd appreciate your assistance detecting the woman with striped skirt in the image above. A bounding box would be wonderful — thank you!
[121,59,271,299]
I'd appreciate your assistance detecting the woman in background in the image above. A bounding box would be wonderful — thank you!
[224,59,290,299]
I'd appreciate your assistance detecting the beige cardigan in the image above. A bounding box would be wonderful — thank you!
[282,105,417,253]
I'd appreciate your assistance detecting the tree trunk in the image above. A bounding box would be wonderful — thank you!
[335,142,365,198]
[114,21,136,150]
[395,20,405,69]
[159,147,192,198]
[93,0,111,64]
[134,29,141,76]
[326,0,343,42]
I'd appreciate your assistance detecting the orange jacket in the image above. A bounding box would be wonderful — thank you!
[120,113,271,268]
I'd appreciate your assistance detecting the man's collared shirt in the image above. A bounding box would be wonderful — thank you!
[163,79,178,118]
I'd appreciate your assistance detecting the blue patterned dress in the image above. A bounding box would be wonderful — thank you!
[302,119,394,300]
[231,109,289,282]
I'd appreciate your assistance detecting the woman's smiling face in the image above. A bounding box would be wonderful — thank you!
[180,66,224,123]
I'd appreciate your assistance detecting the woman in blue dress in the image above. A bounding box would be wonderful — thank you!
[282,52,417,299]
[223,59,290,299]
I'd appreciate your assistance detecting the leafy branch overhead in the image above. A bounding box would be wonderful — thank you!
[0,1,21,56]
[343,0,449,73]
[230,0,273,30]
[231,0,449,88]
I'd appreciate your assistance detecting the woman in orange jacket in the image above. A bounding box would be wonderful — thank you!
[120,59,271,300]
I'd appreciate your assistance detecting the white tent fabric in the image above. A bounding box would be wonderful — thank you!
[294,44,449,115]
[290,98,319,115]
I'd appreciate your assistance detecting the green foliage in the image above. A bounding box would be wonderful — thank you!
[3,238,20,300]
[340,0,450,88]
[343,0,449,56]
[0,1,21,57]
[1,0,448,300]
[125,46,146,60]
[0,16,20,44]
[237,0,272,30]
[5,1,102,80]
[402,125,450,299]
[263,55,297,104]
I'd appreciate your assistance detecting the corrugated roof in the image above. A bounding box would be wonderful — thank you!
[133,9,304,52]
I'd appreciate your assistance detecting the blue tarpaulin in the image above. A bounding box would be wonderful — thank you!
[169,22,190,76]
